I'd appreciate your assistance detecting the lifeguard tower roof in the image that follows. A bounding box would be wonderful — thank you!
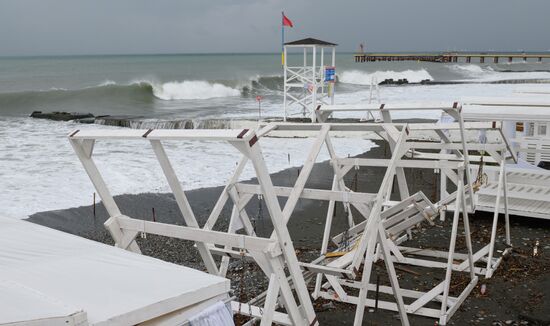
[284,37,337,46]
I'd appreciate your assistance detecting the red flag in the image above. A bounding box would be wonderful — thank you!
[282,13,293,27]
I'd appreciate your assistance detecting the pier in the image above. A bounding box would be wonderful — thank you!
[354,52,550,63]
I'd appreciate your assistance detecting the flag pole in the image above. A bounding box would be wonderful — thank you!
[281,11,285,121]
[281,11,285,66]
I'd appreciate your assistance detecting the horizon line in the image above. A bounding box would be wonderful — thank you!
[2,49,550,59]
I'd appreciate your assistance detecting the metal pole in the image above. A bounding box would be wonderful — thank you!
[283,46,288,122]
[281,12,284,66]
[93,192,96,218]
[312,46,317,122]
[331,47,336,105]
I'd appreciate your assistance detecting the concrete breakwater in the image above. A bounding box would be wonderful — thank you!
[29,111,266,129]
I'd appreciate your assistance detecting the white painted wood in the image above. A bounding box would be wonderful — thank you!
[203,156,248,231]
[71,128,254,141]
[439,179,463,316]
[69,139,141,253]
[149,140,219,275]
[407,282,444,314]
[231,302,292,326]
[69,120,514,326]
[235,183,377,204]
[116,216,278,252]
[376,225,410,325]
[246,142,318,325]
[485,162,505,278]
[259,274,281,326]
[324,135,355,227]
[280,125,330,224]
[335,158,464,169]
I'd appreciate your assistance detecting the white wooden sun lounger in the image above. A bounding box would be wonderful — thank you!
[474,166,550,219]
[460,97,550,219]
[314,101,460,122]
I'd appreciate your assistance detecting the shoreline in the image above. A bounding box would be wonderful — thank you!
[27,140,550,325]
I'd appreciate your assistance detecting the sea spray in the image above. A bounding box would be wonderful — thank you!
[448,64,550,82]
[149,80,241,100]
[339,69,434,85]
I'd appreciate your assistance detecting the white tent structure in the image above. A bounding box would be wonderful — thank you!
[0,217,231,325]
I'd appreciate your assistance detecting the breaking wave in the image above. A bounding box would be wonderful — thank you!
[339,69,433,85]
[0,80,245,114]
[448,64,550,82]
[145,80,241,100]
[448,64,493,76]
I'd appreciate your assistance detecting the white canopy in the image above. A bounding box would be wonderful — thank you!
[0,217,230,325]
[459,96,550,122]
[462,104,550,122]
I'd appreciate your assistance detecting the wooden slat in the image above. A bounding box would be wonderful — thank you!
[70,128,254,141]
[299,262,355,279]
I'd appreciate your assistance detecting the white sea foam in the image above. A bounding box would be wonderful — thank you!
[0,118,375,219]
[449,64,550,82]
[448,64,492,76]
[323,82,528,120]
[339,69,433,85]
[97,80,117,87]
[3,81,549,219]
[150,80,241,100]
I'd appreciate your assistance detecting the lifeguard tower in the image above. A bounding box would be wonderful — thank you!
[283,38,337,122]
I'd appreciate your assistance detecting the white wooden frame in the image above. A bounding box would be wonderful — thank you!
[256,118,512,325]
[68,128,318,326]
[69,117,512,325]
[314,101,459,123]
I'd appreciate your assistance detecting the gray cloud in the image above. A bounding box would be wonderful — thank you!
[0,0,548,56]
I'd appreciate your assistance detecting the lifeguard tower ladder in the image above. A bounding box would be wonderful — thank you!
[283,38,337,122]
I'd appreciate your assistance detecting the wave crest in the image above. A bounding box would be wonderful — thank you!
[339,69,433,85]
[145,80,241,100]
[448,64,494,76]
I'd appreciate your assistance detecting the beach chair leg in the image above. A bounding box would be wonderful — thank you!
[502,162,511,246]
[353,227,378,326]
[260,274,281,326]
[315,175,338,298]
[218,205,239,277]
[486,162,505,278]
[325,134,355,227]
[247,142,318,325]
[459,170,476,279]
[377,225,410,326]
[440,184,462,318]
[150,139,219,275]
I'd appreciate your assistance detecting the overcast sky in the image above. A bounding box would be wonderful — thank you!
[1,0,549,56]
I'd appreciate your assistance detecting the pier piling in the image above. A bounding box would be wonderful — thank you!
[353,52,550,63]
